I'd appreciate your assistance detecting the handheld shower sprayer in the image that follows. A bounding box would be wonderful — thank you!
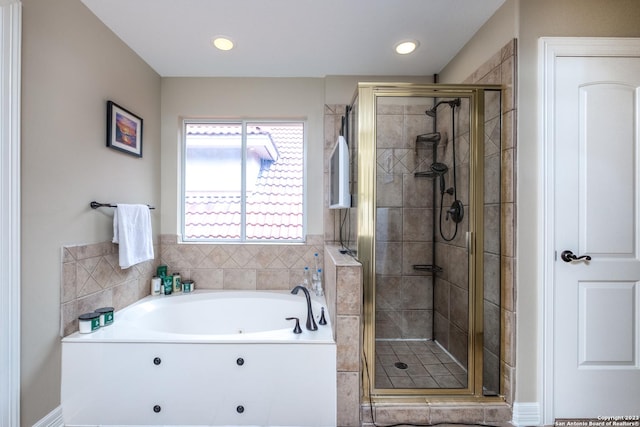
[429,162,449,195]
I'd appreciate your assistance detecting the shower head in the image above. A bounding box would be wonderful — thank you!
[425,98,461,117]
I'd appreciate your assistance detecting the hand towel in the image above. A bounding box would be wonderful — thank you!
[113,204,154,269]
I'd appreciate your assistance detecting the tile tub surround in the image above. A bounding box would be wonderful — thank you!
[60,242,158,336]
[61,235,325,336]
[158,234,324,291]
[325,244,362,427]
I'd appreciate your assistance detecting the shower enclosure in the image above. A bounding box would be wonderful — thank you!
[353,83,502,400]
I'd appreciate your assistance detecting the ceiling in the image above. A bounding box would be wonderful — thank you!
[81,0,506,78]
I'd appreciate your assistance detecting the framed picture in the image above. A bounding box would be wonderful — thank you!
[107,100,143,157]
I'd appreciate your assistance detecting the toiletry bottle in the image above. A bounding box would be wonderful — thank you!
[151,276,161,296]
[172,272,182,293]
[163,275,173,295]
[313,252,320,275]
[303,266,312,291]
[313,268,324,296]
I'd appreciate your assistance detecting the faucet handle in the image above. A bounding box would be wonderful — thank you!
[319,307,327,325]
[286,317,302,334]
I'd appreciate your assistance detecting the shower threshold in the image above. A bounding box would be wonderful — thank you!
[412,264,443,273]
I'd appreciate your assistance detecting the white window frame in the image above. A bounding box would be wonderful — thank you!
[180,118,307,243]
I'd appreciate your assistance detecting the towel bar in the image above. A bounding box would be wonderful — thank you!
[90,201,155,210]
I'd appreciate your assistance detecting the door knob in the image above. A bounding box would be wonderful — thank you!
[561,250,591,262]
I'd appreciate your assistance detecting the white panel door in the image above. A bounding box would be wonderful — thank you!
[554,55,640,417]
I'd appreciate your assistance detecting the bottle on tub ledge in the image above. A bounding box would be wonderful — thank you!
[172,272,182,293]
[302,266,312,292]
[182,279,194,293]
[151,276,162,296]
[312,268,323,297]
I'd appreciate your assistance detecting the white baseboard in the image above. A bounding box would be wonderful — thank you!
[32,405,64,427]
[512,401,542,426]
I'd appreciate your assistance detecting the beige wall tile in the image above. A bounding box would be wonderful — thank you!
[61,261,77,303]
[336,266,361,315]
[189,268,223,289]
[337,372,360,427]
[112,279,139,311]
[374,405,431,424]
[484,404,513,422]
[60,301,77,337]
[256,269,290,290]
[337,315,360,372]
[430,405,484,423]
[223,268,257,290]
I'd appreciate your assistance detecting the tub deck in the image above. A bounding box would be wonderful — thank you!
[63,290,334,344]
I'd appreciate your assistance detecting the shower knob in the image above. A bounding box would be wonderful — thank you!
[447,200,464,224]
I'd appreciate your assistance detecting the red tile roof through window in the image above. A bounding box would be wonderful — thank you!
[185,125,304,240]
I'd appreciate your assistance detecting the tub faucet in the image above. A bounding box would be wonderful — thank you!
[291,285,318,331]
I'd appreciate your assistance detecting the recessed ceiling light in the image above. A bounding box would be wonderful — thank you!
[212,36,234,51]
[395,40,419,55]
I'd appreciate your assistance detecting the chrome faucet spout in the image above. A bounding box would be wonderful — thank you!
[291,285,318,331]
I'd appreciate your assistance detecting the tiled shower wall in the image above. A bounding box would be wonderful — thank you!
[462,39,517,405]
[61,235,324,335]
[432,97,471,369]
[375,102,436,340]
[431,88,503,393]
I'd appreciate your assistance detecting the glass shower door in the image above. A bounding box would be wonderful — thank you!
[356,83,502,399]
[374,95,470,390]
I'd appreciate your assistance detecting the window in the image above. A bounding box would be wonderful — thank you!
[182,120,305,242]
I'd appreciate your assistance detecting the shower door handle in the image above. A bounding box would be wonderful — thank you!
[560,250,591,263]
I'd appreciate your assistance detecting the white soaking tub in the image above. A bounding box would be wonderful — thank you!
[61,290,336,427]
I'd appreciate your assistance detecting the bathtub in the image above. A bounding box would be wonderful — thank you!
[61,290,337,427]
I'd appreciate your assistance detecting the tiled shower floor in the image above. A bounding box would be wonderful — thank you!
[374,340,467,389]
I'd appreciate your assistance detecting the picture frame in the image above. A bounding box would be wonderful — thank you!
[107,100,143,157]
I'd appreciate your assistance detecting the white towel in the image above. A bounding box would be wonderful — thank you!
[113,204,154,269]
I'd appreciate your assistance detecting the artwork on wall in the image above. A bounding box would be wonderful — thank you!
[107,100,143,157]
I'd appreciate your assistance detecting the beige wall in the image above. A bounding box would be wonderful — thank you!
[438,0,518,84]
[324,75,433,105]
[439,0,640,406]
[20,0,161,424]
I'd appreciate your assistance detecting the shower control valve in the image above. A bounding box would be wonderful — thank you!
[447,200,464,224]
